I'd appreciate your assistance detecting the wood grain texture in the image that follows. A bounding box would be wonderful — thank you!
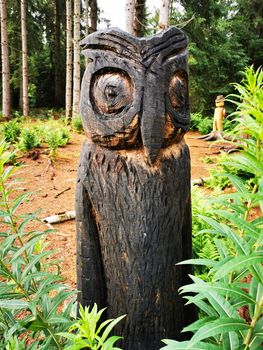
[76,142,195,349]
[76,27,195,349]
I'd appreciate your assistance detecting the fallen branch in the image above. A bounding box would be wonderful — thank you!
[54,187,71,198]
[42,211,76,224]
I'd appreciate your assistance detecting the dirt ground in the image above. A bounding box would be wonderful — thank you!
[16,131,220,289]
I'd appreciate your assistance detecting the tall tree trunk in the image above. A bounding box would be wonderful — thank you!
[159,0,170,30]
[65,0,73,122]
[0,0,11,119]
[54,0,63,107]
[21,0,29,116]
[90,0,97,33]
[84,0,89,36]
[126,0,145,37]
[84,0,89,67]
[125,0,136,35]
[72,0,81,118]
[134,0,146,37]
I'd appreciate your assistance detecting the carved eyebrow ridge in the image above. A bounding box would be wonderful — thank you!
[82,44,141,64]
[101,33,140,52]
[81,28,187,66]
[141,37,187,63]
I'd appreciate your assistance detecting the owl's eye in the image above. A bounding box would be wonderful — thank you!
[168,74,188,109]
[91,70,134,116]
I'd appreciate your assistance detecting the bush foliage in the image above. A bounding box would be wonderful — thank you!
[161,66,263,349]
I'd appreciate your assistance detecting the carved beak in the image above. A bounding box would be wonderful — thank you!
[141,91,165,165]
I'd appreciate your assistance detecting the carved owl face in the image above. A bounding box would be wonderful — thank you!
[80,27,189,164]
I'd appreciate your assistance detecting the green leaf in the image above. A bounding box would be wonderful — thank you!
[99,314,126,344]
[213,238,230,259]
[103,335,123,350]
[0,300,29,309]
[213,209,260,240]
[185,296,218,317]
[177,259,217,267]
[161,339,222,349]
[212,253,263,281]
[21,250,54,279]
[48,315,72,324]
[222,331,241,350]
[10,192,33,215]
[181,276,239,318]
[221,173,249,193]
[10,234,48,262]
[183,317,217,333]
[188,318,249,347]
[45,290,77,319]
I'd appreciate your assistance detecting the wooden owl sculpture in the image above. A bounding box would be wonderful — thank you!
[76,27,195,350]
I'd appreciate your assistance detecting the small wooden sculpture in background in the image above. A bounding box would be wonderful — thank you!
[213,95,226,133]
[198,95,226,141]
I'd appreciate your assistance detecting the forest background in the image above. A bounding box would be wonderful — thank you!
[0,0,262,120]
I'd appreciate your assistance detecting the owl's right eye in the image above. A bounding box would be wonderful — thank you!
[91,69,134,116]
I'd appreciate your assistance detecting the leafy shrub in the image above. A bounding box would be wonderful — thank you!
[60,304,126,350]
[72,116,84,133]
[3,120,21,143]
[44,126,70,159]
[17,127,41,151]
[190,113,213,134]
[162,175,263,349]
[60,126,71,145]
[190,113,203,131]
[0,141,77,348]
[197,118,213,134]
[191,187,219,279]
[161,66,263,350]
[0,141,125,349]
[202,156,214,164]
[205,150,255,191]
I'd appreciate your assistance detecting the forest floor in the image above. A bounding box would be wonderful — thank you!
[16,131,222,289]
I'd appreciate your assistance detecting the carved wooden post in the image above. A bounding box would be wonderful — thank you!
[76,27,195,350]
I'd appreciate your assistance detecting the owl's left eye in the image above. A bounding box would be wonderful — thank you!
[91,70,134,116]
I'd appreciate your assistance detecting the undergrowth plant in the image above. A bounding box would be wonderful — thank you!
[0,141,126,349]
[3,120,21,143]
[190,113,213,134]
[72,116,84,133]
[59,304,126,350]
[0,141,76,349]
[161,66,263,349]
[191,187,219,279]
[44,126,70,160]
[17,127,41,152]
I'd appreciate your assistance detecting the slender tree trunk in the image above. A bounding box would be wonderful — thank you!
[21,0,29,116]
[90,0,97,33]
[125,0,136,35]
[84,0,89,36]
[65,0,73,122]
[72,0,81,118]
[134,0,146,37]
[54,0,63,107]
[0,0,11,119]
[159,0,170,30]
[84,0,89,67]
